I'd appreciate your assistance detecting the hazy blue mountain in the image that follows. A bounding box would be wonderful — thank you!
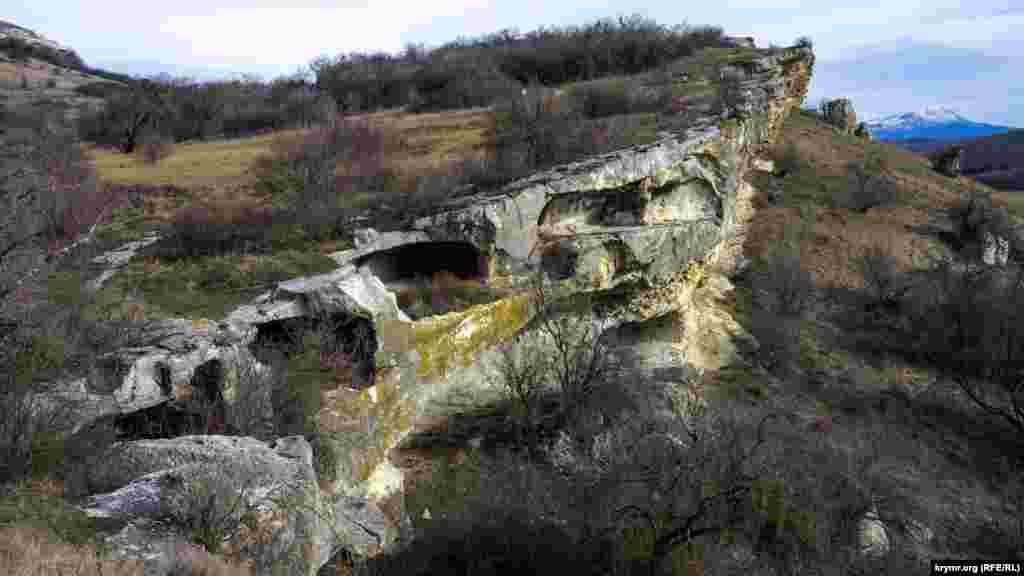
[865,107,1015,142]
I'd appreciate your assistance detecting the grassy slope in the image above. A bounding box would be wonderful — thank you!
[727,109,1023,562]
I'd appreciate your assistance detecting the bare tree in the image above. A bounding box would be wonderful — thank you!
[528,271,618,444]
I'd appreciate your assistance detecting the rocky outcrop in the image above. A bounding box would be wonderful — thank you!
[930,144,963,177]
[0,21,85,70]
[854,122,872,141]
[822,97,858,134]
[33,43,815,574]
[78,435,388,575]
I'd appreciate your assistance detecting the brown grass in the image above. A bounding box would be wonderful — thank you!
[87,108,493,211]
[0,525,145,576]
[743,113,996,295]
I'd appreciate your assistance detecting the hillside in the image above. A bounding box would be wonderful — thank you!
[0,22,128,124]
[1,22,1023,576]
[959,129,1024,190]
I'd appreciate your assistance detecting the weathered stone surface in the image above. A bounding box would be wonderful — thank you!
[822,98,859,133]
[981,231,1010,266]
[85,231,162,293]
[29,43,816,570]
[931,145,963,177]
[854,122,872,141]
[78,435,388,575]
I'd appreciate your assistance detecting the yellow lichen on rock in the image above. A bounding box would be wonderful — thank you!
[409,293,533,379]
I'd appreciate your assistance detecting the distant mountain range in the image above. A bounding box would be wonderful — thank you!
[865,107,1015,142]
[858,108,1022,190]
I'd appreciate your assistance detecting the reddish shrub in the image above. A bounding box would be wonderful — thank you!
[167,203,278,258]
[810,415,833,434]
[137,134,173,164]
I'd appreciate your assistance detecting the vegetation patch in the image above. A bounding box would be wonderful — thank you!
[114,250,339,319]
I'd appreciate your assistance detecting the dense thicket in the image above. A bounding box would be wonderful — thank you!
[77,74,333,150]
[312,15,727,113]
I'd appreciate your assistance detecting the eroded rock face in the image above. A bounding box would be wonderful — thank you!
[78,435,388,575]
[823,97,858,134]
[32,43,816,574]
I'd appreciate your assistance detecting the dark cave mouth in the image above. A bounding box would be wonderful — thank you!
[354,241,489,285]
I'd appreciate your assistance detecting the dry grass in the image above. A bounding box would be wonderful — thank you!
[87,108,493,211]
[86,130,298,190]
[743,112,999,295]
[0,525,145,576]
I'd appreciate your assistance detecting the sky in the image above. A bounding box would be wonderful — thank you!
[6,1,1021,126]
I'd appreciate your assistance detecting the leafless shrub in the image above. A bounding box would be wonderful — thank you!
[751,307,803,376]
[836,159,897,213]
[528,273,618,445]
[488,334,553,449]
[947,189,1012,248]
[171,466,259,556]
[137,131,174,164]
[854,238,911,312]
[165,203,277,259]
[909,254,1024,443]
[754,247,815,317]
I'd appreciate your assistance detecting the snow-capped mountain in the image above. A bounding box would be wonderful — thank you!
[865,107,1013,142]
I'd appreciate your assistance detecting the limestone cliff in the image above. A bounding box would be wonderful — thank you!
[38,43,815,574]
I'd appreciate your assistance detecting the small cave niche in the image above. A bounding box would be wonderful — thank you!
[355,241,491,320]
[250,313,380,390]
[355,241,488,285]
[112,359,231,440]
[253,317,318,359]
[318,315,379,389]
[112,402,213,440]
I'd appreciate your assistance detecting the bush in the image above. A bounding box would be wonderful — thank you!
[312,16,727,115]
[754,248,815,318]
[493,85,583,170]
[570,82,634,119]
[836,156,897,213]
[775,141,804,176]
[164,203,278,259]
[751,307,803,375]
[263,117,395,241]
[137,131,173,164]
[910,255,1024,441]
[947,190,1012,248]
[854,239,909,312]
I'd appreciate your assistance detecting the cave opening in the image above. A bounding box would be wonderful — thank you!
[111,359,232,440]
[355,241,488,285]
[251,313,379,390]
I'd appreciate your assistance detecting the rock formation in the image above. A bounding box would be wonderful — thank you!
[822,97,858,134]
[29,44,816,574]
[930,144,963,177]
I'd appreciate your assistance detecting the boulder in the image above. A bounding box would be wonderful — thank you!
[822,98,859,134]
[78,435,388,575]
[856,506,891,557]
[930,145,963,177]
[981,232,1010,266]
[854,122,872,141]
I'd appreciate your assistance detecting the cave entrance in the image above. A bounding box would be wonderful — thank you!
[355,241,488,285]
[112,358,232,440]
[251,314,379,390]
[355,241,490,319]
